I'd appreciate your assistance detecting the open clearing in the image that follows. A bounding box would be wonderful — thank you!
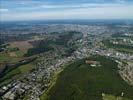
[0,40,33,63]
[102,94,130,100]
[0,52,21,63]
[10,41,33,52]
[9,52,17,57]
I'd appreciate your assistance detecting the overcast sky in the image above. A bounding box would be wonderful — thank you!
[0,0,133,21]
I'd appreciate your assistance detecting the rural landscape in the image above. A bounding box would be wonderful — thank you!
[0,21,133,100]
[0,0,133,100]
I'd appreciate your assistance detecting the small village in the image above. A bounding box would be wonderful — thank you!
[0,28,133,100]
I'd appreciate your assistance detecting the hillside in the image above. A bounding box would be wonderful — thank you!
[42,56,133,100]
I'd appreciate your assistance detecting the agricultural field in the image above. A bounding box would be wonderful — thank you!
[9,41,33,53]
[41,56,133,100]
[102,94,130,100]
[0,52,22,63]
[0,40,33,63]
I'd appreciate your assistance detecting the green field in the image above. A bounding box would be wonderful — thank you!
[41,56,133,100]
[103,94,130,100]
[0,52,22,63]
[0,48,25,63]
[0,53,12,62]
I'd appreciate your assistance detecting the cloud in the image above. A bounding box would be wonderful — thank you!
[116,0,128,3]
[0,0,133,21]
[19,3,130,10]
[1,4,133,21]
[40,3,127,8]
[0,9,9,12]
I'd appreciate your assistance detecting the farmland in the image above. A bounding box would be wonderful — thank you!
[0,22,133,99]
[0,40,33,62]
[9,41,33,53]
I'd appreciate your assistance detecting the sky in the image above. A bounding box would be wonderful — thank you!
[0,0,133,21]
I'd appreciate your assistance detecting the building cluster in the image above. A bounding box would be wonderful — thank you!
[0,25,133,100]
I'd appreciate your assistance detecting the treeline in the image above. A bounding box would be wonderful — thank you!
[112,33,133,39]
[25,31,82,57]
[25,40,54,56]
[103,40,133,50]
[0,33,38,43]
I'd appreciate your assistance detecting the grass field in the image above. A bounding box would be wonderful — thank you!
[103,94,130,100]
[0,40,33,63]
[0,53,12,62]
[9,41,33,53]
[0,52,22,63]
[41,56,133,100]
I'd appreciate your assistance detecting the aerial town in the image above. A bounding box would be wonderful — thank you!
[1,0,133,99]
[0,23,133,100]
